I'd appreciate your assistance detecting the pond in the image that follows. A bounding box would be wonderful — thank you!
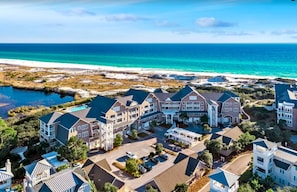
[0,86,74,118]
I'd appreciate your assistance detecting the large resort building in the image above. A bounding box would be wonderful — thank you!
[40,85,241,151]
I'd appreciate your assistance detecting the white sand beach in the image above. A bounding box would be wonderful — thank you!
[0,58,280,80]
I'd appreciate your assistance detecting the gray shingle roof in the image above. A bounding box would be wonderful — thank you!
[275,84,297,108]
[171,85,195,101]
[87,95,116,118]
[125,89,150,104]
[39,169,89,192]
[217,91,238,102]
[209,168,239,187]
[39,112,62,124]
[253,138,277,150]
[24,159,52,178]
[54,113,80,129]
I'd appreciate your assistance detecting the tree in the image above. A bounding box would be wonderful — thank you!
[238,183,255,192]
[202,123,212,133]
[238,132,255,149]
[0,118,17,148]
[88,180,97,192]
[200,114,208,124]
[204,139,223,156]
[251,178,263,192]
[145,185,158,192]
[57,136,88,162]
[278,119,286,129]
[131,129,138,140]
[102,182,118,192]
[174,183,188,192]
[114,134,123,147]
[239,121,257,133]
[263,176,276,190]
[232,141,243,154]
[199,150,213,168]
[125,158,139,174]
[179,112,189,123]
[155,143,163,155]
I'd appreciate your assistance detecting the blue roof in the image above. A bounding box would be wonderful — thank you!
[273,159,290,170]
[209,168,239,187]
[173,153,188,164]
[218,91,238,102]
[54,113,80,129]
[185,157,200,176]
[253,138,277,149]
[171,85,195,101]
[275,84,297,108]
[125,89,150,104]
[87,95,116,118]
[39,112,62,124]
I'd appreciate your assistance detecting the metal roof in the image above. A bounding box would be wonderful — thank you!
[209,168,239,187]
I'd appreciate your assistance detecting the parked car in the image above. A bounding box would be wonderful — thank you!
[139,164,147,174]
[159,154,168,160]
[72,162,82,167]
[126,152,137,159]
[142,163,152,171]
[151,158,159,164]
[141,156,148,162]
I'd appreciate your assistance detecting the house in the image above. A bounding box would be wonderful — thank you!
[82,159,127,192]
[252,138,297,188]
[0,159,14,192]
[31,169,91,192]
[39,112,63,147]
[275,84,297,131]
[39,85,241,151]
[152,153,207,192]
[24,159,52,186]
[210,126,243,156]
[208,168,239,192]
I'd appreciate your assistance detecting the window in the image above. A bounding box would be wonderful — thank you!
[294,176,296,181]
[280,169,285,174]
[257,156,264,163]
[113,106,120,112]
[189,96,197,100]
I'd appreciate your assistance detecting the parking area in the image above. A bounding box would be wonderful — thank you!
[89,125,209,190]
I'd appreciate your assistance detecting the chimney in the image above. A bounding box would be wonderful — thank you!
[5,159,11,173]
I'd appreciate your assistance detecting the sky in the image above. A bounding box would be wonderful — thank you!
[0,0,297,43]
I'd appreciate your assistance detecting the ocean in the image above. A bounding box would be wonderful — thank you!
[0,43,297,78]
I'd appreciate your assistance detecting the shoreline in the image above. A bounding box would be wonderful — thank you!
[0,58,288,80]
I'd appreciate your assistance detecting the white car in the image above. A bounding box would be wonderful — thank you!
[126,152,137,159]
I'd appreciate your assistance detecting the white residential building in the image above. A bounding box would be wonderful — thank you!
[0,159,14,192]
[275,84,297,131]
[253,138,297,188]
[209,168,239,192]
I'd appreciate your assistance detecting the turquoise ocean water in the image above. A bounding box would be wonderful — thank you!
[0,44,297,78]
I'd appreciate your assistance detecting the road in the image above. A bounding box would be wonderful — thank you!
[199,152,252,192]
